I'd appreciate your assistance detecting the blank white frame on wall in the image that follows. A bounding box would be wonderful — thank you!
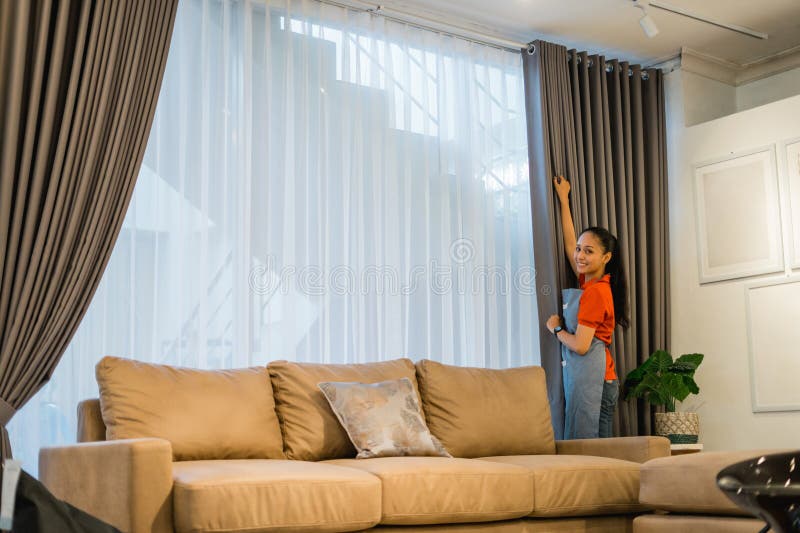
[783,137,800,268]
[694,146,784,284]
[745,276,800,413]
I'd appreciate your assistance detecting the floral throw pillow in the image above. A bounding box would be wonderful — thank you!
[317,378,451,459]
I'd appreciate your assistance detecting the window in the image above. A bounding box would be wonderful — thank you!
[11,0,537,474]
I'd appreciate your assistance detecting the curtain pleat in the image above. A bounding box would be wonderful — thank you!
[521,41,571,439]
[0,0,178,459]
[523,40,670,437]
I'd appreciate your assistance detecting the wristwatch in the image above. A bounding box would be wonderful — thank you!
[553,325,564,335]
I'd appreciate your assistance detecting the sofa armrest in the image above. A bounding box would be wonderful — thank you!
[39,438,174,533]
[555,436,670,463]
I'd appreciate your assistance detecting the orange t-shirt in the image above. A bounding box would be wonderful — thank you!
[577,273,617,381]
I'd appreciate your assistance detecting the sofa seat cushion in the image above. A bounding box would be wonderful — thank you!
[172,459,381,532]
[639,450,788,516]
[324,457,533,525]
[633,514,765,533]
[376,516,634,532]
[480,455,644,517]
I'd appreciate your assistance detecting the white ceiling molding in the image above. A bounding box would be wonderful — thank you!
[740,45,800,84]
[681,46,800,86]
[680,48,739,85]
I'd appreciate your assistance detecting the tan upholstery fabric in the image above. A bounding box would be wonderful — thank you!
[325,457,533,525]
[268,358,420,461]
[366,522,531,532]
[415,360,555,457]
[77,399,106,442]
[633,514,764,533]
[520,515,634,532]
[639,450,788,516]
[319,378,450,459]
[375,516,633,532]
[39,438,174,533]
[172,459,381,532]
[480,455,644,517]
[555,437,670,464]
[96,356,284,461]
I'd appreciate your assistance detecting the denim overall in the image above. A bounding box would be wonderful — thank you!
[561,287,607,440]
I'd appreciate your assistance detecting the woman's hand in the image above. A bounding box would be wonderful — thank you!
[546,314,562,334]
[553,176,570,203]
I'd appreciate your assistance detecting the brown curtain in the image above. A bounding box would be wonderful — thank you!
[523,40,670,438]
[0,0,178,460]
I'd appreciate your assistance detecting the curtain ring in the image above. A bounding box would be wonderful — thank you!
[588,59,594,68]
[605,64,614,73]
[527,43,536,55]
[642,71,650,81]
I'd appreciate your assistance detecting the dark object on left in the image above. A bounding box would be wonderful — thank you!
[11,470,120,533]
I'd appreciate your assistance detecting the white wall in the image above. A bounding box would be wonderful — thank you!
[682,66,800,126]
[665,68,800,451]
[737,67,800,113]
[681,70,736,126]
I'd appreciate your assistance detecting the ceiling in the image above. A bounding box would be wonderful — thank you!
[370,0,800,67]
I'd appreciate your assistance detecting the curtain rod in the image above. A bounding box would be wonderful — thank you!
[296,0,666,71]
[568,54,652,78]
[310,0,528,53]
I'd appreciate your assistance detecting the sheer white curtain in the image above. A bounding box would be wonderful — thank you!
[11,0,537,473]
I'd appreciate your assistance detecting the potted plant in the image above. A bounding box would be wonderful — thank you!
[623,350,704,444]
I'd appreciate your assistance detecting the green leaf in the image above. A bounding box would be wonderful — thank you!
[623,357,654,395]
[625,357,653,381]
[652,350,673,373]
[632,374,669,406]
[683,375,700,395]
[675,353,704,368]
[648,389,668,407]
[668,361,697,374]
[664,373,691,402]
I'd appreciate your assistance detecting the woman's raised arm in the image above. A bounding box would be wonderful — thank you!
[553,176,578,277]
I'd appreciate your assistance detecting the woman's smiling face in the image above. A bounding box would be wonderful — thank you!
[574,231,611,280]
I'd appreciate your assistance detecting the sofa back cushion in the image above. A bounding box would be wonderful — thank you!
[415,359,555,457]
[77,399,106,442]
[96,356,285,460]
[268,358,420,461]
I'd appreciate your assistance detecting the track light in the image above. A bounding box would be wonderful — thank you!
[639,12,659,38]
[633,1,659,38]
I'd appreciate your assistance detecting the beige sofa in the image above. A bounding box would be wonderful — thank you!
[39,357,671,533]
[634,450,784,533]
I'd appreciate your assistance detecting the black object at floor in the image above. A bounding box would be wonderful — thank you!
[11,469,120,533]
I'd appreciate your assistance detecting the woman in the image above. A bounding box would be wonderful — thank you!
[546,176,629,439]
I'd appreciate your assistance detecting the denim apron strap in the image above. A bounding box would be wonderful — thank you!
[561,288,606,440]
